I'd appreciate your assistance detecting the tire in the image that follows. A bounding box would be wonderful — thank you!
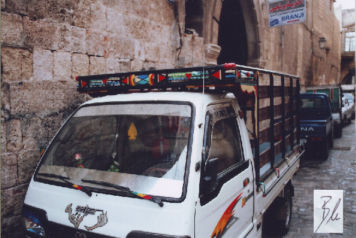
[335,124,342,138]
[263,184,293,236]
[321,139,329,160]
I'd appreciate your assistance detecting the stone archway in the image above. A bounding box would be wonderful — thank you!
[202,0,260,66]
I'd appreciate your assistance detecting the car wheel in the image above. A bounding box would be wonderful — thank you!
[335,124,342,138]
[263,184,293,236]
[321,139,329,160]
[329,133,333,148]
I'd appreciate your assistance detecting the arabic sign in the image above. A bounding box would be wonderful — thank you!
[268,0,306,27]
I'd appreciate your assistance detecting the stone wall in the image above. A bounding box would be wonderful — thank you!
[200,0,341,87]
[0,0,205,237]
[1,0,341,237]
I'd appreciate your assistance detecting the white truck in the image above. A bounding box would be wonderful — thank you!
[22,64,304,238]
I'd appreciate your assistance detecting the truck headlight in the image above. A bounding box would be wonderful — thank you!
[127,231,190,238]
[22,208,46,237]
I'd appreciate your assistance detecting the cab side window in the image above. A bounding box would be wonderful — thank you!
[208,117,243,174]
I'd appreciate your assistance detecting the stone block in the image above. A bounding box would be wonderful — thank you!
[24,17,59,50]
[9,80,79,115]
[47,0,75,23]
[27,0,47,20]
[89,56,106,75]
[1,184,28,217]
[134,41,145,61]
[102,0,130,15]
[86,30,107,56]
[1,83,11,121]
[1,12,23,46]
[21,117,42,151]
[106,8,125,33]
[57,24,73,52]
[90,29,137,59]
[54,51,72,81]
[55,24,86,53]
[1,47,22,82]
[21,49,33,81]
[72,0,91,28]
[18,150,40,184]
[71,26,87,53]
[1,163,18,189]
[1,120,7,153]
[33,48,53,81]
[2,47,33,82]
[2,152,17,166]
[159,43,174,63]
[72,53,89,79]
[5,0,27,15]
[130,59,144,71]
[6,119,23,152]
[125,16,150,40]
[159,0,175,24]
[89,1,107,31]
[106,35,135,59]
[106,57,131,73]
[144,44,160,62]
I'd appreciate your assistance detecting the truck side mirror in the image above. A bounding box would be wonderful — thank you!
[201,157,220,195]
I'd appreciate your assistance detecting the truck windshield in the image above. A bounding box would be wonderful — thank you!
[36,103,192,199]
[300,97,330,120]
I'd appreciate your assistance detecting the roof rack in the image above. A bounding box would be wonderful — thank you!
[76,63,258,96]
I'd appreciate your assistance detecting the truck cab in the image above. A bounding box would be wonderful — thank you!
[22,64,303,238]
[300,93,333,160]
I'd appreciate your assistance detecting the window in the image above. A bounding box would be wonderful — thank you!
[345,32,355,52]
[207,116,244,175]
[185,0,203,36]
[36,103,192,199]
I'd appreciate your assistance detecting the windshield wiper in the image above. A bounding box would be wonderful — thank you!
[37,173,92,197]
[81,179,164,207]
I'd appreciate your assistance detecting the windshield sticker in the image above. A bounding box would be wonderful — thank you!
[74,153,85,168]
[65,204,108,231]
[128,122,138,140]
[211,193,243,238]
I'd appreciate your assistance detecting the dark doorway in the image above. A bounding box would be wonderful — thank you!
[217,0,248,65]
[342,69,355,84]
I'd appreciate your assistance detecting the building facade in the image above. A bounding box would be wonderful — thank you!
[338,8,355,84]
[1,0,341,236]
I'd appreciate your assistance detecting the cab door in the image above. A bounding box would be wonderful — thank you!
[195,103,254,238]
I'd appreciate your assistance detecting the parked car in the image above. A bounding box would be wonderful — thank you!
[300,93,333,160]
[342,97,353,124]
[22,64,304,238]
[306,86,342,138]
[343,93,355,119]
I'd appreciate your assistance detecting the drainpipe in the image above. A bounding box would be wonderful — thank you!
[168,0,183,61]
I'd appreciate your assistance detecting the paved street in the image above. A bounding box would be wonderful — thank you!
[285,121,356,237]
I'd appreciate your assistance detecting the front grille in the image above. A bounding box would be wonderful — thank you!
[47,222,115,238]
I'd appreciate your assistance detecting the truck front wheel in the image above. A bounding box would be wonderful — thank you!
[263,184,293,236]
